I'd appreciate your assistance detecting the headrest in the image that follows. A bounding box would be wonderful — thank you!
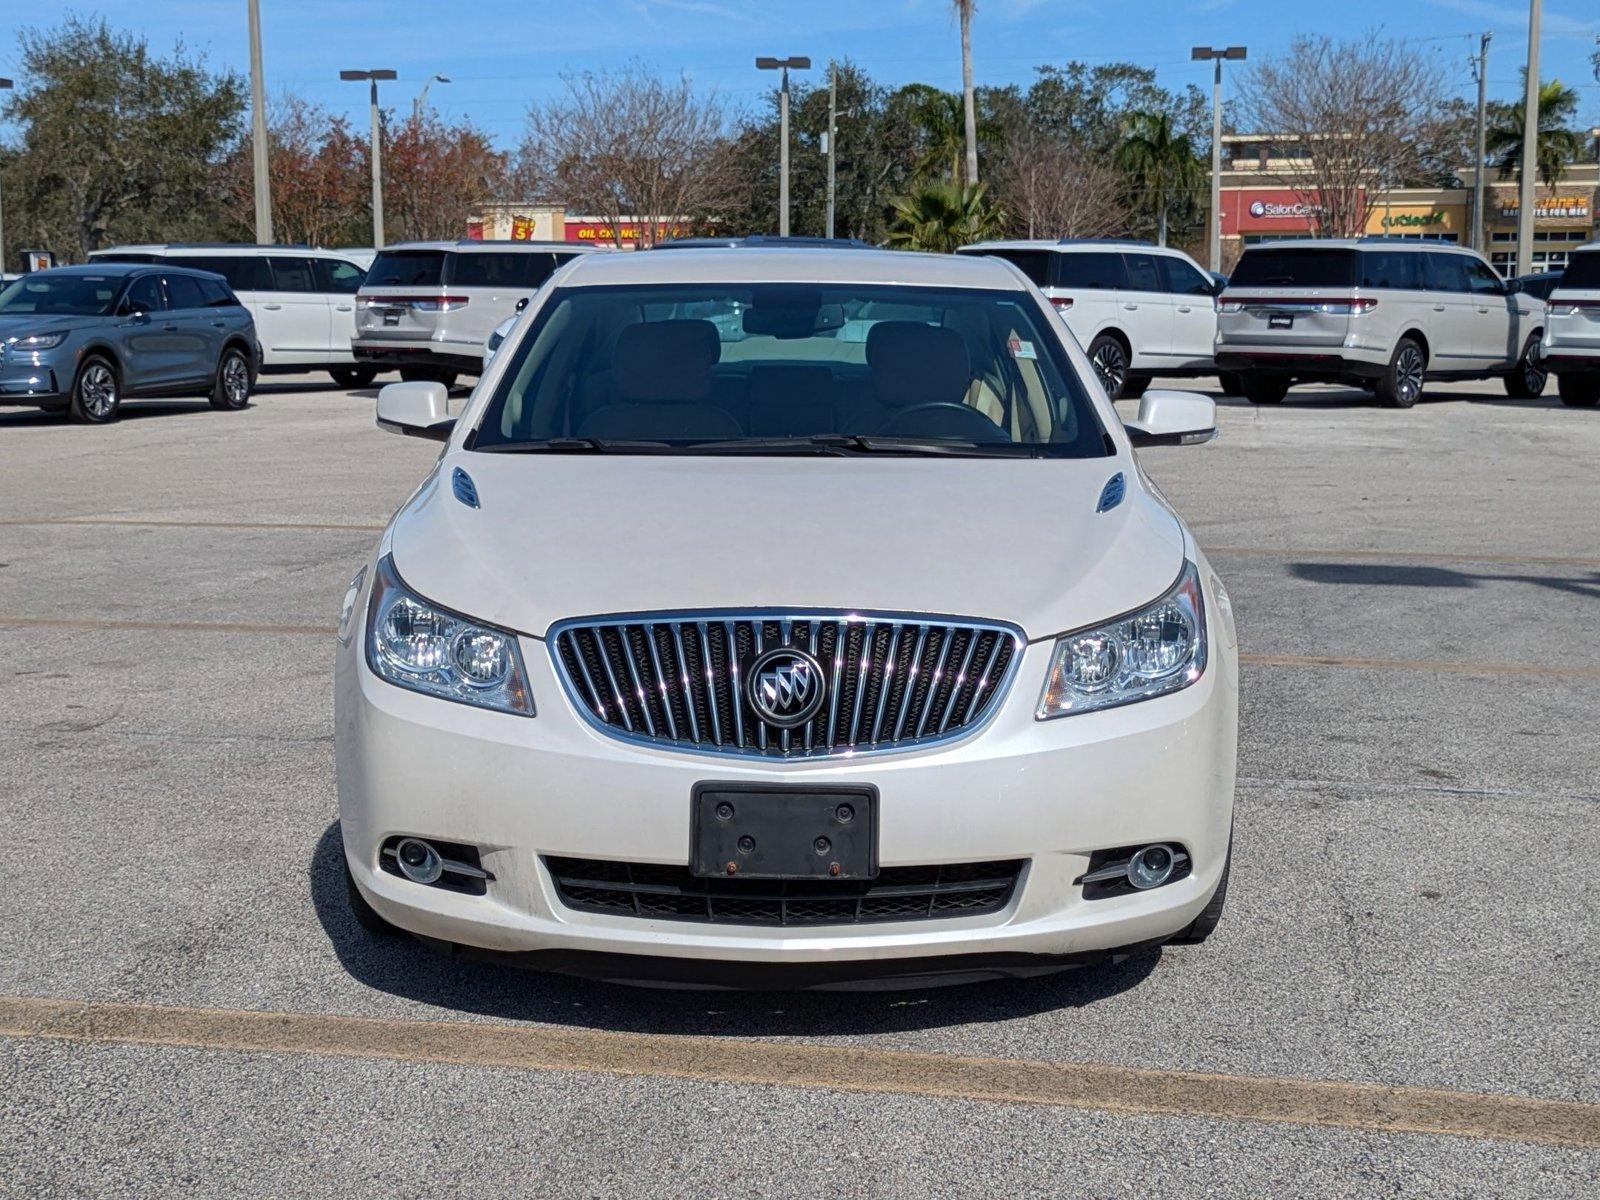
[865,321,970,408]
[615,319,720,402]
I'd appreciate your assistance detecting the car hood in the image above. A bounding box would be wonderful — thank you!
[0,313,108,338]
[389,453,1187,642]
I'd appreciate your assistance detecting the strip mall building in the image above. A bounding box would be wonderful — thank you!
[467,203,691,250]
[1215,133,1600,277]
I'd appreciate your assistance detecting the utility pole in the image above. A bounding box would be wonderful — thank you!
[825,65,837,240]
[1471,33,1491,253]
[247,0,272,244]
[756,57,811,237]
[1515,0,1541,277]
[0,78,11,270]
[1191,46,1247,273]
[340,69,397,247]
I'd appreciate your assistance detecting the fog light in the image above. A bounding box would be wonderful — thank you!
[1128,844,1176,890]
[395,837,443,884]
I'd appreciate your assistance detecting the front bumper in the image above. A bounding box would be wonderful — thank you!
[0,353,65,406]
[334,572,1239,983]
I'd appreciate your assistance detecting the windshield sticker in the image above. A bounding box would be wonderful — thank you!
[1008,335,1036,360]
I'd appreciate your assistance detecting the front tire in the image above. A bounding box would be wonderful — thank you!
[329,366,378,389]
[1503,336,1547,399]
[1169,843,1230,945]
[1556,372,1600,408]
[1242,373,1289,405]
[345,857,396,937]
[1086,335,1131,399]
[68,356,121,424]
[1376,338,1425,408]
[210,346,253,410]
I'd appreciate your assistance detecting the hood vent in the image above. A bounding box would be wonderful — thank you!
[1096,472,1125,513]
[451,467,480,509]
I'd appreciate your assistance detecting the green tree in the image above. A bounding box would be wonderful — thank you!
[885,180,1003,252]
[1114,110,1202,246]
[2,16,244,260]
[1486,74,1586,188]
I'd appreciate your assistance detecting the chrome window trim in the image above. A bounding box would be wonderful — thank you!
[546,607,1026,762]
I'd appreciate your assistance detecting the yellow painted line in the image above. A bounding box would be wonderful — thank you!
[0,517,384,533]
[1,995,1594,1149]
[1240,652,1600,680]
[1208,545,1600,570]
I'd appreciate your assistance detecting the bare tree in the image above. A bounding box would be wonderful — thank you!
[1237,35,1446,237]
[990,128,1130,239]
[517,66,742,248]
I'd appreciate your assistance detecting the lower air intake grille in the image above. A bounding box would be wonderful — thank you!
[545,857,1026,926]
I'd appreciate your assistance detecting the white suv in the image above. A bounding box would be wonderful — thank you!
[1541,241,1600,408]
[352,241,599,387]
[336,247,1238,988]
[1216,239,1547,407]
[957,240,1227,399]
[90,244,377,388]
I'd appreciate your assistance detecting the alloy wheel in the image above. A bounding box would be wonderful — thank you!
[1395,345,1424,404]
[223,354,250,406]
[79,362,117,419]
[1092,342,1127,396]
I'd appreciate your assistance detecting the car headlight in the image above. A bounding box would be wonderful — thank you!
[6,331,67,351]
[363,555,533,716]
[1037,561,1207,719]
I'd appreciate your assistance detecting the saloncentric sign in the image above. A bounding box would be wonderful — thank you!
[1248,199,1323,219]
[1224,188,1354,235]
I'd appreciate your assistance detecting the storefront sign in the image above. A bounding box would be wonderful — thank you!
[1496,196,1591,221]
[563,217,691,248]
[509,215,536,241]
[1222,188,1355,235]
[1381,211,1446,228]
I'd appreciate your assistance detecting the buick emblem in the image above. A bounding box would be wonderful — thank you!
[746,647,826,728]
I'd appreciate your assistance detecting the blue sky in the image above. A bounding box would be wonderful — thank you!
[2,0,1597,147]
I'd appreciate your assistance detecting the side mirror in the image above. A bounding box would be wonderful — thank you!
[1122,390,1217,447]
[376,381,454,441]
[121,305,149,322]
[1210,277,1228,296]
[1504,278,1520,295]
[514,296,530,313]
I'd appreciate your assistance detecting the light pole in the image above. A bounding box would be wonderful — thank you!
[340,68,398,247]
[1191,46,1246,274]
[247,0,272,244]
[0,78,11,271]
[756,56,810,237]
[1470,33,1491,253]
[1515,0,1541,277]
[413,74,450,123]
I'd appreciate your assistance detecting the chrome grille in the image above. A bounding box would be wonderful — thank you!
[551,612,1022,758]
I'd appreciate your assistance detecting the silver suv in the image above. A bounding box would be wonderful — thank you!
[1216,239,1546,407]
[353,241,598,386]
[1541,241,1600,408]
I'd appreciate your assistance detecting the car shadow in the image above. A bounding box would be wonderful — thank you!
[309,822,1161,1035]
[1290,561,1600,601]
[0,400,238,426]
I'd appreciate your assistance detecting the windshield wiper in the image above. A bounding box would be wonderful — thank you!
[472,436,677,454]
[688,434,1040,458]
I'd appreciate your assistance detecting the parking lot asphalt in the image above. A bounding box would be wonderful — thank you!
[2,375,1597,1197]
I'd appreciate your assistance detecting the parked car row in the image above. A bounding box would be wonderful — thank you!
[958,236,1597,409]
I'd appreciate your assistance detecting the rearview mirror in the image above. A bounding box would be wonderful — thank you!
[1122,390,1217,447]
[376,381,453,441]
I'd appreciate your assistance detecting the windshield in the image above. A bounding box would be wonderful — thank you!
[0,273,121,316]
[1229,249,1356,288]
[1562,252,1600,290]
[472,283,1110,457]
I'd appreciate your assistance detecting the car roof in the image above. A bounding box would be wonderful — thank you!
[653,235,874,250]
[32,262,227,281]
[92,243,368,260]
[555,246,1027,290]
[959,238,1178,254]
[377,240,600,253]
[1240,238,1479,254]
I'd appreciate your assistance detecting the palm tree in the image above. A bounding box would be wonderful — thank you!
[954,0,978,186]
[899,85,996,186]
[886,180,1003,253]
[1486,74,1585,188]
[1114,111,1203,247]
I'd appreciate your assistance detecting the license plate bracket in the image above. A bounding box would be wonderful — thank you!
[691,783,878,880]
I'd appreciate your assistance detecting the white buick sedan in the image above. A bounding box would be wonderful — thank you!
[335,247,1238,988]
